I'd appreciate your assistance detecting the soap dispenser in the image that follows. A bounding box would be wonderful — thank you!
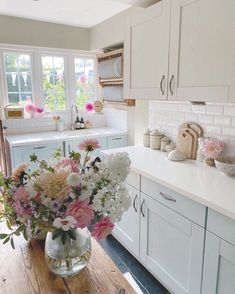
[75,116,80,129]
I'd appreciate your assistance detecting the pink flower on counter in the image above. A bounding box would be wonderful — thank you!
[79,139,100,152]
[25,103,37,113]
[84,102,94,112]
[91,217,114,241]
[66,200,94,229]
[202,139,225,159]
[36,107,44,113]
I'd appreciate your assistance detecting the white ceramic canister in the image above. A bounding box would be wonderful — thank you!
[57,120,65,131]
[197,137,206,162]
[143,129,151,147]
[150,130,164,150]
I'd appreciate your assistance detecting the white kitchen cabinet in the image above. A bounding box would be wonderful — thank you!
[202,231,235,294]
[112,184,140,258]
[125,0,235,102]
[124,0,171,100]
[140,192,205,294]
[169,0,235,102]
[12,142,63,171]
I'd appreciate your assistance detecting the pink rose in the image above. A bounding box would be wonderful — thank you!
[14,187,29,201]
[91,217,114,241]
[66,200,94,229]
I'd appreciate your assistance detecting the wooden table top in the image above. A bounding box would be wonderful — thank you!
[0,226,136,294]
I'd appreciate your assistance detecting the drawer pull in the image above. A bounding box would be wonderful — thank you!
[133,195,138,212]
[33,146,46,150]
[160,192,176,203]
[140,199,145,217]
[112,137,122,141]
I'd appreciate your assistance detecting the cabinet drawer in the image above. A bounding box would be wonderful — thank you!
[207,209,235,246]
[141,177,206,227]
[107,135,128,149]
[126,171,140,190]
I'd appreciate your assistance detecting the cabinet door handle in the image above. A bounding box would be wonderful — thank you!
[133,195,138,212]
[169,74,174,95]
[140,199,145,217]
[112,137,122,141]
[160,75,165,95]
[68,144,71,153]
[33,146,46,150]
[160,192,176,203]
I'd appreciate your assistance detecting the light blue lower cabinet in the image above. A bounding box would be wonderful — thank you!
[140,192,205,294]
[202,231,235,294]
[12,142,64,170]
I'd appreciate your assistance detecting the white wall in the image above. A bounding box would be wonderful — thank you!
[90,7,141,50]
[0,15,90,50]
[149,101,235,154]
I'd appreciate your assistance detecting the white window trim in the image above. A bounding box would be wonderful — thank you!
[0,43,99,117]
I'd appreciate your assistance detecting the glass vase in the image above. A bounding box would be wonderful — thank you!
[45,228,91,277]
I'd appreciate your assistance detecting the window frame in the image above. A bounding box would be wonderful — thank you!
[0,44,99,117]
[0,47,37,108]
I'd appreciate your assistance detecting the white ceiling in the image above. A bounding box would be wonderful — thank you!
[0,0,131,28]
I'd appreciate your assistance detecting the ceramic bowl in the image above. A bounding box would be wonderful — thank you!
[215,156,235,176]
[168,149,186,161]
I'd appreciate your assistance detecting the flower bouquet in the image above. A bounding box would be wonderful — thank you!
[0,139,131,276]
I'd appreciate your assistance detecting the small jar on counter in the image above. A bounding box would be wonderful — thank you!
[150,130,164,150]
[161,137,171,152]
[57,120,65,131]
[143,129,151,147]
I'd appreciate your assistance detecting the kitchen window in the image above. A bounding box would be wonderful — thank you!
[3,52,33,105]
[74,57,96,109]
[41,55,67,111]
[0,45,98,116]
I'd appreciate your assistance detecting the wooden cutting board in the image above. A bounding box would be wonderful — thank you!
[177,129,194,159]
[179,122,203,137]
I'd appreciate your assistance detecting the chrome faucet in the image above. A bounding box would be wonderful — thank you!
[71,104,78,130]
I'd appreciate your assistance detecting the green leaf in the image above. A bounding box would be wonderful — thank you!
[30,153,38,162]
[3,237,10,244]
[52,229,63,240]
[0,234,8,239]
[10,238,15,249]
[23,228,28,241]
[61,232,67,245]
[6,220,13,230]
[68,229,77,241]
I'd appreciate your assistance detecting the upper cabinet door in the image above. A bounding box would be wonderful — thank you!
[169,0,235,102]
[124,0,171,100]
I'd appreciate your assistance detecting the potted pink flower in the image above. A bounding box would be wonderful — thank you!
[202,139,225,166]
[0,139,131,277]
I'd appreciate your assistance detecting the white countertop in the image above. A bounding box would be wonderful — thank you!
[104,146,235,220]
[6,128,127,147]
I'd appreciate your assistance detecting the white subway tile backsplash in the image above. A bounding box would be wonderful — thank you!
[214,116,231,126]
[149,101,235,151]
[199,114,214,124]
[224,106,235,116]
[206,105,224,115]
[222,127,235,137]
